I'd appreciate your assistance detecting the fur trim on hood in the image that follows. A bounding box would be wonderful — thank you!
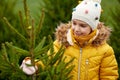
[55,22,111,47]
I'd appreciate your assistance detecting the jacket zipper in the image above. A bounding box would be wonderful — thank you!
[78,48,82,80]
[85,59,89,80]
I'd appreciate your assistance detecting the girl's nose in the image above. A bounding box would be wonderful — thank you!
[75,25,81,32]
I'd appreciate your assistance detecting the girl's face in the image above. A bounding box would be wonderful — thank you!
[72,19,92,36]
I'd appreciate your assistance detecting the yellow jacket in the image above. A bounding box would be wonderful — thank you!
[54,23,118,80]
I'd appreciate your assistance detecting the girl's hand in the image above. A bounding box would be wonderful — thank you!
[20,57,38,75]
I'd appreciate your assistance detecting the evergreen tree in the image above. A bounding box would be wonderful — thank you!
[0,0,74,80]
[39,0,78,40]
[0,0,44,47]
[109,0,120,75]
[0,0,19,45]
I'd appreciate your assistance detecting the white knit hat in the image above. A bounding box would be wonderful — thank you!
[72,0,102,30]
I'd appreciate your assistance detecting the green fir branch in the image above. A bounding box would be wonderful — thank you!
[35,9,45,39]
[48,45,65,65]
[34,44,51,59]
[19,11,29,35]
[5,42,29,56]
[29,19,35,67]
[1,43,16,70]
[3,17,27,43]
[34,37,46,53]
[1,43,9,62]
[23,0,29,28]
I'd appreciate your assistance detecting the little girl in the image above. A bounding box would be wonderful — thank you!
[21,0,119,79]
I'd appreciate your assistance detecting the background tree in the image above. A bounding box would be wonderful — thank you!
[0,0,18,46]
[0,0,44,48]
[101,0,120,76]
[109,0,120,74]
[40,0,78,40]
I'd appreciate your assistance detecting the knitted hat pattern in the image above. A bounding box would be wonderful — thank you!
[72,0,102,30]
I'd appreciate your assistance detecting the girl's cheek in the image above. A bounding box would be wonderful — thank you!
[71,27,74,32]
[72,27,75,32]
[71,25,75,29]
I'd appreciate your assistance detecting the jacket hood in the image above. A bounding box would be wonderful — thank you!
[55,22,111,47]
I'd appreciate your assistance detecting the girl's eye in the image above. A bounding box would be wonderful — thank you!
[73,22,77,25]
[79,24,87,28]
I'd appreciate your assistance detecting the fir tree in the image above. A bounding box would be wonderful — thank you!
[109,0,120,76]
[0,0,19,45]
[39,0,78,40]
[0,0,74,80]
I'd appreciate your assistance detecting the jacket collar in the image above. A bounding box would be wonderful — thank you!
[55,22,111,47]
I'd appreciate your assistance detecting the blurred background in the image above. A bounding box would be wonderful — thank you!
[0,0,120,78]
